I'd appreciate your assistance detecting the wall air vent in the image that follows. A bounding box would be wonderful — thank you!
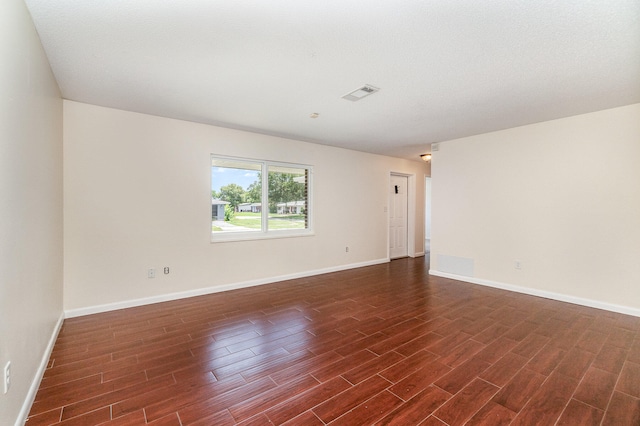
[342,84,380,101]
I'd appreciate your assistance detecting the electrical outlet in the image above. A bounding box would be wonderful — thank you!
[3,361,10,394]
[515,260,522,270]
[164,267,170,274]
[148,268,156,278]
[345,246,349,253]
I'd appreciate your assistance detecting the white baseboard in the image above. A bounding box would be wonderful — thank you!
[429,269,640,318]
[65,258,390,318]
[16,312,64,426]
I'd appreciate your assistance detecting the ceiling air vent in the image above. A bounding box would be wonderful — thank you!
[342,84,380,101]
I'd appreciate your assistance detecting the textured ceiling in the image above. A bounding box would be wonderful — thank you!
[25,0,640,160]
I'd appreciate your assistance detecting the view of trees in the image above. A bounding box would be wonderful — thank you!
[267,171,305,212]
[212,171,306,213]
[245,180,261,204]
[215,183,244,210]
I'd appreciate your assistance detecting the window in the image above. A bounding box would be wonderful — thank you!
[211,156,312,241]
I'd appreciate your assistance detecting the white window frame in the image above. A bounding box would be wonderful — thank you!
[211,155,313,242]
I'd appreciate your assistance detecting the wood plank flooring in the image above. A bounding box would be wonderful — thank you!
[27,257,640,425]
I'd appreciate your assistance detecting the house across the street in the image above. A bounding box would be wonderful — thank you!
[211,198,230,220]
[277,201,305,214]
[238,203,261,213]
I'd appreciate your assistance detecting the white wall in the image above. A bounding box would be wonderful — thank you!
[425,177,432,241]
[0,0,63,424]
[63,101,429,313]
[431,103,640,315]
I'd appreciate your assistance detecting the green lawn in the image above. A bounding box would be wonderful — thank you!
[229,212,305,229]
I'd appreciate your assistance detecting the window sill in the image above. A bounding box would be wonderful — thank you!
[211,229,315,243]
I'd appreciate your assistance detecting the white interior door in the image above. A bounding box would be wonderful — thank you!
[389,174,408,259]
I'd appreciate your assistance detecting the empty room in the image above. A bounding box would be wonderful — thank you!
[1,0,639,425]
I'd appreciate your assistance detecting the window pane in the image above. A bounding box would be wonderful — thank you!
[211,156,312,241]
[211,158,262,233]
[267,165,308,231]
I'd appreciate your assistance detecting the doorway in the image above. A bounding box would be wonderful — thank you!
[389,174,408,259]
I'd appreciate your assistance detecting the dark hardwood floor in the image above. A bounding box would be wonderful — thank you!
[27,257,640,425]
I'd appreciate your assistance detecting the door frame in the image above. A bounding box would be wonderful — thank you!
[425,175,432,253]
[388,172,416,259]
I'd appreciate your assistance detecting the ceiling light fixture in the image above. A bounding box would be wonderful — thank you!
[342,84,380,101]
[309,112,319,118]
[420,153,432,162]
